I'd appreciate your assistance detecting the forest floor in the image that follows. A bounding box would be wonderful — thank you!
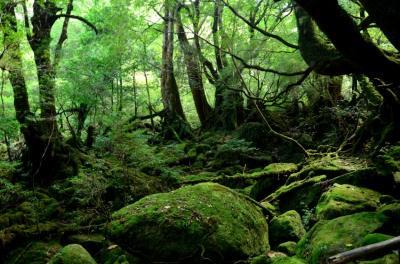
[1,122,400,264]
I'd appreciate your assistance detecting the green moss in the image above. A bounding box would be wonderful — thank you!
[0,161,18,180]
[376,146,400,175]
[108,182,269,262]
[6,241,61,264]
[261,202,279,217]
[271,256,306,264]
[277,241,297,256]
[67,234,106,255]
[296,212,388,264]
[316,184,382,220]
[270,211,306,246]
[263,163,299,175]
[287,156,362,183]
[250,163,299,200]
[361,233,394,246]
[250,254,306,264]
[264,175,326,212]
[358,254,400,264]
[250,254,271,264]
[48,244,97,264]
[378,203,400,234]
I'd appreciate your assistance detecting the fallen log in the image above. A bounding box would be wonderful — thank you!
[328,236,400,263]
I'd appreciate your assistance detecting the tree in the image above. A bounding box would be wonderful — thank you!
[0,0,96,184]
[160,0,191,138]
[292,0,400,153]
[176,2,212,128]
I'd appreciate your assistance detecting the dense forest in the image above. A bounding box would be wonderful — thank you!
[1,0,400,263]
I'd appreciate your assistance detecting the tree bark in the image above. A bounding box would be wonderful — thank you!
[161,2,186,120]
[294,0,400,82]
[176,7,212,127]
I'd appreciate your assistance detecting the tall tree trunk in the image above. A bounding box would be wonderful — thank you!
[161,2,186,120]
[19,0,78,183]
[211,0,244,130]
[160,1,191,139]
[132,71,138,117]
[176,8,212,127]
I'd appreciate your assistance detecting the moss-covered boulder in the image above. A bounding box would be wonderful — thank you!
[297,212,389,264]
[269,211,305,246]
[48,244,97,264]
[250,163,299,200]
[316,184,382,220]
[108,182,269,263]
[99,244,141,264]
[277,241,297,256]
[378,202,400,234]
[67,234,106,255]
[287,156,363,183]
[263,175,326,212]
[361,233,394,246]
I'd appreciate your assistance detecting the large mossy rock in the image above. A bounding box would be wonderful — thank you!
[316,184,382,220]
[250,163,299,200]
[277,241,297,256]
[378,202,400,234]
[108,182,269,263]
[269,210,305,246]
[48,244,97,264]
[296,212,389,264]
[263,175,326,212]
[287,156,363,183]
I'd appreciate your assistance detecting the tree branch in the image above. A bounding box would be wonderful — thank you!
[55,14,98,34]
[221,0,298,49]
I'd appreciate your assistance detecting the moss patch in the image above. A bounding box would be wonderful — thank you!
[270,210,305,246]
[361,233,394,246]
[250,163,299,200]
[48,244,97,264]
[316,184,382,220]
[263,175,326,212]
[296,212,388,264]
[287,155,364,183]
[5,241,61,264]
[358,254,400,264]
[108,182,269,262]
[277,241,297,256]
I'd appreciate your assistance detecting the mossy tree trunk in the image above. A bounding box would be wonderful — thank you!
[160,0,191,139]
[176,6,212,128]
[1,1,79,184]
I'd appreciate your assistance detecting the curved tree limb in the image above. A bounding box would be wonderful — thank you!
[55,14,98,34]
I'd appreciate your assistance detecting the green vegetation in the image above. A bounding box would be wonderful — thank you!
[1,0,400,263]
[108,182,269,262]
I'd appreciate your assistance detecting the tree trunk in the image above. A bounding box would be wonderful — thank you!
[160,1,191,139]
[176,8,212,127]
